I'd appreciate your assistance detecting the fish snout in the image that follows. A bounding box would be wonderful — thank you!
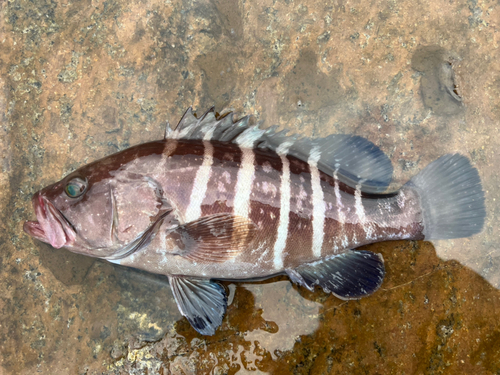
[24,193,76,249]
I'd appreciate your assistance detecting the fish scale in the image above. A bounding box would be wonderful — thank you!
[24,107,486,335]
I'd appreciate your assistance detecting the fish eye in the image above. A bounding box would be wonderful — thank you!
[65,177,87,198]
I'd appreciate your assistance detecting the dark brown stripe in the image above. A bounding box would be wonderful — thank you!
[211,141,243,165]
[247,200,281,268]
[253,147,283,173]
[171,140,205,156]
[282,156,314,268]
[288,154,310,176]
[200,142,243,216]
[281,211,314,268]
[46,140,174,204]
[68,140,167,186]
[200,165,239,216]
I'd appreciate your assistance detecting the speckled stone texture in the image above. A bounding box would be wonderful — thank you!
[1,0,499,373]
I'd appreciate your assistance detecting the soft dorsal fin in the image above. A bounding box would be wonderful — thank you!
[166,108,393,192]
[260,134,394,192]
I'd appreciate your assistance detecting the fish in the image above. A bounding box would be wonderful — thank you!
[23,108,486,335]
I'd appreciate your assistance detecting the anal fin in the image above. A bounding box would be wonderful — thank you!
[286,250,385,300]
[169,276,227,336]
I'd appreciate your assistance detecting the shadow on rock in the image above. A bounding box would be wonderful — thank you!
[411,45,463,116]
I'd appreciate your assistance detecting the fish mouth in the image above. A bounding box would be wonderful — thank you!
[23,193,77,249]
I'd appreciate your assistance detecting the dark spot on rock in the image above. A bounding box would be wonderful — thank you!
[110,344,126,360]
[133,23,145,42]
[398,158,419,172]
[211,0,244,41]
[192,3,223,40]
[411,45,463,116]
[38,243,96,286]
[282,49,344,115]
[374,341,385,357]
[119,65,135,77]
[59,96,73,123]
[317,31,331,43]
[436,314,460,340]
[100,325,111,340]
[195,48,238,109]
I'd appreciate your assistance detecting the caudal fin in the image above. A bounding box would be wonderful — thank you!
[407,154,485,240]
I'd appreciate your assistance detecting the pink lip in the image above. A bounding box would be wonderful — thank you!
[23,193,76,249]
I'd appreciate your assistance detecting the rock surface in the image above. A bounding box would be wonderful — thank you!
[1,0,499,373]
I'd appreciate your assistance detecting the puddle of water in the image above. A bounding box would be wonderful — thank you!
[240,281,321,360]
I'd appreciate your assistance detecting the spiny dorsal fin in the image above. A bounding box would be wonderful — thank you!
[167,108,393,191]
[168,107,251,142]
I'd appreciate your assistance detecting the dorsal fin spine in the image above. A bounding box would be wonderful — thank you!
[167,108,393,191]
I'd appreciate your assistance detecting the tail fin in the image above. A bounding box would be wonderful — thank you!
[407,154,485,240]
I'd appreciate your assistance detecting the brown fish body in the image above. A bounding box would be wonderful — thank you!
[24,108,485,335]
[102,138,423,280]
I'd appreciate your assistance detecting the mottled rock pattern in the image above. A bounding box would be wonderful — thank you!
[1,0,499,373]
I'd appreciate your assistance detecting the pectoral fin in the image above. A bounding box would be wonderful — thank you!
[170,214,256,263]
[169,276,227,335]
[286,250,385,300]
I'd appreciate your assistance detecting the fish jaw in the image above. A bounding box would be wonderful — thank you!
[23,192,77,249]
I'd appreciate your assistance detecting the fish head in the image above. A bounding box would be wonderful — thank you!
[24,156,170,258]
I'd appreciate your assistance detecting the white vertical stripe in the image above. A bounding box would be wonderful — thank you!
[308,146,326,258]
[333,168,349,249]
[276,140,294,155]
[333,168,345,224]
[354,182,366,224]
[273,154,291,270]
[234,147,255,219]
[185,140,214,222]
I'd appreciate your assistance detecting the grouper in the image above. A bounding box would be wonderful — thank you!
[24,108,485,335]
